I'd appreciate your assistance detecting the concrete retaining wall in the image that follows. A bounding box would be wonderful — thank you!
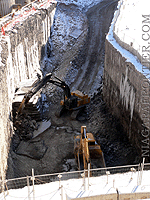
[103,0,150,162]
[0,1,56,180]
[103,38,150,160]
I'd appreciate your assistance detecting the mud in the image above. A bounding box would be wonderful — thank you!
[7,0,140,179]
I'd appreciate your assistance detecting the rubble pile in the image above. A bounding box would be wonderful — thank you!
[12,113,48,160]
[12,78,43,141]
[14,114,39,140]
[13,101,42,121]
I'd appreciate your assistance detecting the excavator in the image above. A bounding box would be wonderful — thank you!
[74,126,106,173]
[16,73,90,119]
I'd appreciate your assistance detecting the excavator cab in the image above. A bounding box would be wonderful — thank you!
[60,90,90,110]
[63,95,78,110]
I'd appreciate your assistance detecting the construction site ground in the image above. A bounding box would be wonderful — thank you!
[7,0,139,179]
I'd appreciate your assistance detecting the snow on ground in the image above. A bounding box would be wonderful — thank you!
[114,0,150,50]
[0,170,150,199]
[57,0,103,12]
[0,0,57,37]
[113,0,150,74]
[107,14,143,74]
[0,0,103,32]
[107,0,150,80]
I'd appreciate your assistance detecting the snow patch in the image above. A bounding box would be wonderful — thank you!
[107,3,150,80]
[1,169,150,199]
[114,0,150,60]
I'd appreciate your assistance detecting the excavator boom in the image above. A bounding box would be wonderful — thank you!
[16,73,90,119]
[17,73,53,116]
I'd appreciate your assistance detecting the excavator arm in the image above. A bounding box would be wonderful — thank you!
[16,73,72,116]
[16,73,51,116]
[16,73,90,119]
[48,76,71,98]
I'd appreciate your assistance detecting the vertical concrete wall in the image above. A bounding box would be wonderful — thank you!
[0,0,33,17]
[0,0,15,17]
[103,39,150,160]
[103,0,150,162]
[0,1,56,180]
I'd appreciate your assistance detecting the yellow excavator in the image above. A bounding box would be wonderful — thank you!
[74,126,106,172]
[16,73,90,119]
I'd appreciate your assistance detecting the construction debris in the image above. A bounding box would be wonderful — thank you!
[14,114,39,140]
[12,78,42,122]
[12,78,44,141]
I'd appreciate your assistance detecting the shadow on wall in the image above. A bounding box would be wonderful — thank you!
[0,1,57,179]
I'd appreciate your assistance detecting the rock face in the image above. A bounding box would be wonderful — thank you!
[0,1,57,179]
[6,2,89,179]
